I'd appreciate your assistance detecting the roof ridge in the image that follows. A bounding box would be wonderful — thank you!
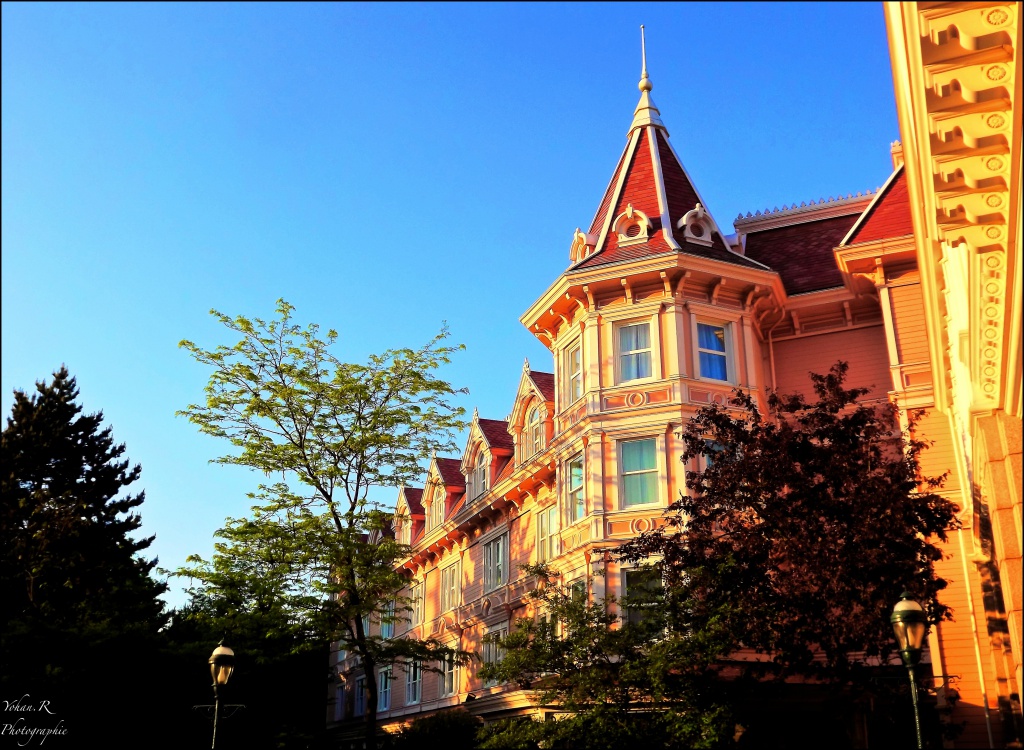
[735,189,880,225]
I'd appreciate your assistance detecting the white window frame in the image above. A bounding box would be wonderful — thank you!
[695,320,733,383]
[484,532,508,592]
[528,406,544,457]
[378,667,391,711]
[603,305,663,386]
[472,450,488,499]
[405,660,421,705]
[439,651,459,697]
[440,561,460,613]
[360,612,371,638]
[566,453,585,524]
[567,340,583,406]
[616,320,654,383]
[354,675,366,716]
[537,504,558,562]
[483,622,509,687]
[396,511,409,545]
[429,486,445,530]
[618,437,660,508]
[409,581,422,627]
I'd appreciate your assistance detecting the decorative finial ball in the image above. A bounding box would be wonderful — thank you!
[639,76,653,93]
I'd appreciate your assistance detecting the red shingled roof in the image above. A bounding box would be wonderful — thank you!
[530,371,555,402]
[403,487,424,516]
[588,143,630,236]
[846,169,913,244]
[478,418,513,451]
[575,123,764,272]
[743,213,860,295]
[435,457,466,489]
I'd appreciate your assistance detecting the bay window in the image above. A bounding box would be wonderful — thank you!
[618,322,652,382]
[568,343,583,403]
[620,438,658,507]
[697,322,730,382]
[567,454,584,523]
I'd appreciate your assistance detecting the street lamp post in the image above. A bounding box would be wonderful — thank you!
[891,592,928,750]
[208,641,236,750]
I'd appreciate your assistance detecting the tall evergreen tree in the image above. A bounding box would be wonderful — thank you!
[1,367,168,747]
[1,366,166,630]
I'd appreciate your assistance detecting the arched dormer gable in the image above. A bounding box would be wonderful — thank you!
[460,409,514,500]
[422,454,466,531]
[508,360,556,465]
[395,486,425,545]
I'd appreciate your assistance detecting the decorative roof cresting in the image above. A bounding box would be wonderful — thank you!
[630,25,665,135]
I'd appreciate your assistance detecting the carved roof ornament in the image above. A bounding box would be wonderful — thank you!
[629,25,666,135]
[569,227,598,262]
[678,203,713,247]
[613,203,652,246]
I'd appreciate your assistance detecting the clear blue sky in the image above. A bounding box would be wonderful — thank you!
[2,2,898,608]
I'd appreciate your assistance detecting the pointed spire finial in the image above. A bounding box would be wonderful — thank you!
[639,25,652,93]
[629,25,664,135]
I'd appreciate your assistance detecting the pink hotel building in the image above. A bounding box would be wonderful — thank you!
[330,6,1022,746]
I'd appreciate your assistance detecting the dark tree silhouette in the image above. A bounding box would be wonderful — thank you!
[1,367,168,748]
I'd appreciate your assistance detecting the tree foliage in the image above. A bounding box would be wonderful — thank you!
[483,364,959,748]
[619,362,959,681]
[1,366,166,630]
[176,300,472,749]
[1,367,169,748]
[477,565,733,750]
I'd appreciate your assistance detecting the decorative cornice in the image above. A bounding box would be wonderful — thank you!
[886,1,1021,417]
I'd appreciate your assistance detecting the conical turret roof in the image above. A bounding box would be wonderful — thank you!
[573,31,766,272]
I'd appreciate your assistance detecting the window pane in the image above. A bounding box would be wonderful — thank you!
[621,439,655,473]
[697,323,726,352]
[621,351,651,381]
[699,351,728,381]
[620,323,650,352]
[623,472,657,506]
[624,569,663,626]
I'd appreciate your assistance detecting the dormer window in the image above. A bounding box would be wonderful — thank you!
[528,407,544,457]
[396,513,410,545]
[429,486,445,530]
[472,451,488,499]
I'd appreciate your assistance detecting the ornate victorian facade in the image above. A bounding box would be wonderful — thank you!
[331,6,1021,746]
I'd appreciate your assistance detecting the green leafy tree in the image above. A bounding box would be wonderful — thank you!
[1,367,168,746]
[482,364,959,748]
[177,300,472,750]
[477,565,734,750]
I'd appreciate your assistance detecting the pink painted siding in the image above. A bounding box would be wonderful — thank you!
[771,326,891,397]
